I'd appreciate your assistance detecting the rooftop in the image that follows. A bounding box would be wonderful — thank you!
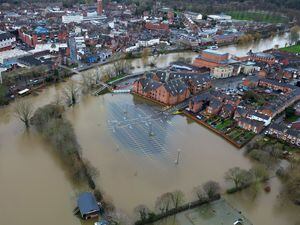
[77,192,100,216]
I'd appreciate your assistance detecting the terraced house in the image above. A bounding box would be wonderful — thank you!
[268,123,300,146]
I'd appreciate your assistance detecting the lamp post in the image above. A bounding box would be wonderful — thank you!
[175,149,181,165]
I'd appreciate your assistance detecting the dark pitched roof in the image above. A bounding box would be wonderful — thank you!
[18,55,42,66]
[209,99,222,109]
[155,70,168,82]
[0,31,14,42]
[139,78,162,92]
[191,92,212,103]
[164,78,188,96]
[238,117,264,127]
[77,192,100,216]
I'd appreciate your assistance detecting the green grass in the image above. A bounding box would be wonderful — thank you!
[228,11,288,24]
[215,119,234,130]
[280,44,300,54]
[107,74,126,84]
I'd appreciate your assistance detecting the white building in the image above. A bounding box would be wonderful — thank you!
[0,31,16,52]
[211,65,234,79]
[62,14,83,24]
[208,14,232,21]
[247,112,272,126]
[137,38,160,47]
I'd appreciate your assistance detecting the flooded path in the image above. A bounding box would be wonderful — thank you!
[0,32,299,225]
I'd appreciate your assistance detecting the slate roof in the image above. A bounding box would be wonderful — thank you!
[18,55,42,66]
[155,70,168,82]
[139,77,162,92]
[77,192,100,216]
[191,92,212,103]
[209,99,222,109]
[169,72,211,81]
[0,32,14,42]
[164,78,189,96]
[238,117,264,127]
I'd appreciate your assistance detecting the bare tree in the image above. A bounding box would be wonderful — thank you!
[225,167,253,189]
[14,100,34,128]
[63,81,79,106]
[81,72,96,94]
[100,67,114,82]
[202,181,221,199]
[141,48,150,66]
[171,190,185,209]
[193,185,209,202]
[53,93,63,106]
[155,192,173,213]
[289,25,300,44]
[113,60,131,77]
[95,68,101,84]
[134,204,150,221]
[250,165,269,183]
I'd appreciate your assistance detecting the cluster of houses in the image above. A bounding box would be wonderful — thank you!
[188,76,300,136]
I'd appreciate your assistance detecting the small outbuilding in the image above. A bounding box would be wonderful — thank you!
[77,192,101,220]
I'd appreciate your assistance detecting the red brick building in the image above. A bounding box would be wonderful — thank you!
[133,76,190,105]
[193,49,230,68]
[258,78,294,93]
[18,27,68,47]
[145,22,169,32]
[249,52,276,65]
[237,118,264,134]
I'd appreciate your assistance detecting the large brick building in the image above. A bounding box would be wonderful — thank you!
[18,26,68,47]
[133,71,193,105]
[249,52,276,65]
[193,49,231,68]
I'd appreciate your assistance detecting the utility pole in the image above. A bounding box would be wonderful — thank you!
[175,149,181,165]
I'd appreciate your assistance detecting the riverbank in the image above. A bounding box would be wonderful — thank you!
[280,43,300,53]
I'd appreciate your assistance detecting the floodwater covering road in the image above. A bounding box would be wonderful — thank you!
[0,32,299,225]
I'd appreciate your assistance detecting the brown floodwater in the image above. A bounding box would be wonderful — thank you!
[0,34,299,225]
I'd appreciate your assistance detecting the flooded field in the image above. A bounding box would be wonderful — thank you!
[0,32,299,225]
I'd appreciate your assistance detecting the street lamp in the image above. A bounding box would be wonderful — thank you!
[175,149,181,165]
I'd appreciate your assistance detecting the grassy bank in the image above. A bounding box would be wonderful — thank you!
[228,11,288,24]
[280,44,300,53]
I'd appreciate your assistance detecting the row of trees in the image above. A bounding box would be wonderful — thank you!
[134,164,270,223]
[134,180,221,222]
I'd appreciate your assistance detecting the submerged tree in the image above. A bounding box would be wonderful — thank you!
[155,192,173,213]
[141,47,151,66]
[193,185,209,202]
[134,204,150,221]
[202,181,221,199]
[81,72,96,94]
[14,100,34,128]
[113,60,131,77]
[63,81,79,106]
[225,167,253,189]
[171,190,185,209]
